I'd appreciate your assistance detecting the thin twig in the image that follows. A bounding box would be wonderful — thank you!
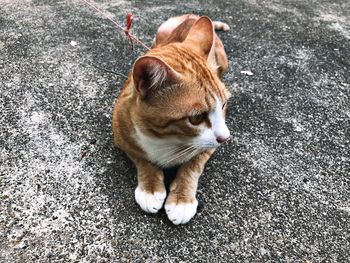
[90,63,127,78]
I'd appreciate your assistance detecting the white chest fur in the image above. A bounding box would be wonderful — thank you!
[133,127,196,168]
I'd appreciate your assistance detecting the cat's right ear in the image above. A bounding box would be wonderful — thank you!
[184,17,218,71]
[133,56,180,99]
[184,16,214,57]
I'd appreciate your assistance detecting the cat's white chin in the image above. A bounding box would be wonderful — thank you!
[135,187,166,213]
[165,199,198,225]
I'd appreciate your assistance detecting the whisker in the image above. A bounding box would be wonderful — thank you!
[151,144,186,153]
[154,144,189,165]
[159,145,197,167]
[157,145,191,166]
[191,143,216,149]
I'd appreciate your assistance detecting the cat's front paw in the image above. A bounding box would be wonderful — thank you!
[165,198,198,225]
[135,187,166,213]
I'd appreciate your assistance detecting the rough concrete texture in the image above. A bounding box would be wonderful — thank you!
[1,0,349,262]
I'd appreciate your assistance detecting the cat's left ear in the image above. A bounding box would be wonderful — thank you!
[133,56,180,99]
[184,16,218,71]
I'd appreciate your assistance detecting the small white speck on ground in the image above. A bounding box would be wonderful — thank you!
[260,246,269,256]
[70,40,77,47]
[241,70,254,76]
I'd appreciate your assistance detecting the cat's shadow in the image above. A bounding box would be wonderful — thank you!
[163,166,179,192]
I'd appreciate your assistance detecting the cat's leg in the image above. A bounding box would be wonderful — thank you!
[132,158,167,213]
[165,149,214,225]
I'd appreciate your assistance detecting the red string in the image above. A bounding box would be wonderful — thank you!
[80,0,150,50]
[125,13,134,50]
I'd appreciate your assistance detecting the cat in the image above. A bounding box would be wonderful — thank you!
[112,14,231,225]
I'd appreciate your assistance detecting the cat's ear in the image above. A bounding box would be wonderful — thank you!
[133,56,180,99]
[184,16,217,70]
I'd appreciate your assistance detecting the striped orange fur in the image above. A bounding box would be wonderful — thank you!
[112,14,231,225]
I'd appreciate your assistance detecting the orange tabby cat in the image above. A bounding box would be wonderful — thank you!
[112,14,231,225]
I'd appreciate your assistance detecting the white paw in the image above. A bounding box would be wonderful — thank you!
[165,199,198,225]
[134,187,166,213]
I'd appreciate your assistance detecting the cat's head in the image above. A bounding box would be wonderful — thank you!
[132,17,231,166]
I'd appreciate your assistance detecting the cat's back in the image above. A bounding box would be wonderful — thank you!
[153,14,229,76]
[153,14,198,47]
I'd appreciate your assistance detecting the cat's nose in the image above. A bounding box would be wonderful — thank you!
[216,135,230,144]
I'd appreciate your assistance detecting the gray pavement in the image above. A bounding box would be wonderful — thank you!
[1,0,349,262]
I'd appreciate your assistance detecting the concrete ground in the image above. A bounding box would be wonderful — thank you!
[1,0,349,262]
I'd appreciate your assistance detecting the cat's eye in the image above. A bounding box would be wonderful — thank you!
[188,112,207,126]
